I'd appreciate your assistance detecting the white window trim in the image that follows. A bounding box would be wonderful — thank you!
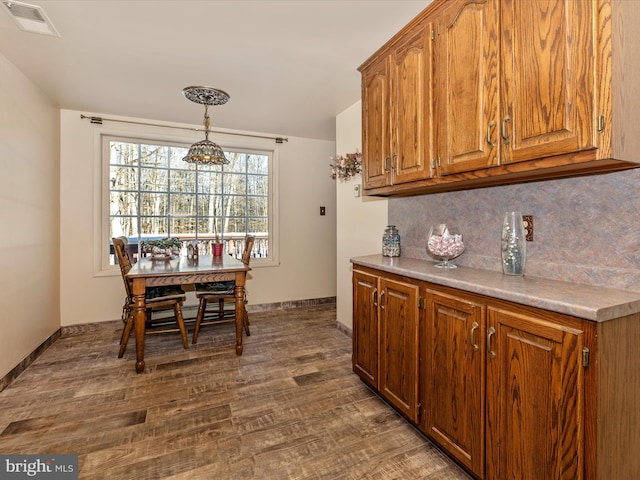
[93,125,279,276]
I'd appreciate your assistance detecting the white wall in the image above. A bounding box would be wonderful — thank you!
[0,53,60,378]
[60,110,336,326]
[335,101,387,331]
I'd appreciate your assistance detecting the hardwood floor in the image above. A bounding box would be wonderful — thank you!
[0,304,471,479]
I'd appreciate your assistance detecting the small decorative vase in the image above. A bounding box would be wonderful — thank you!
[382,225,401,257]
[501,212,526,275]
[212,242,223,257]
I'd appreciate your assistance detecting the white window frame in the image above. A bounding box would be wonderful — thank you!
[94,126,279,275]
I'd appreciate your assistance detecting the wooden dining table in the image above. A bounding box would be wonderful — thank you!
[126,254,250,373]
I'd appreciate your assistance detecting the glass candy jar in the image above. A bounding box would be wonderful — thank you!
[382,225,401,257]
[426,224,465,268]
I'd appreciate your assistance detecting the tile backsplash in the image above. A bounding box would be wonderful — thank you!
[389,168,640,292]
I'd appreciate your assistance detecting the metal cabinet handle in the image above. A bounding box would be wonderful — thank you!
[372,288,378,307]
[391,153,398,171]
[470,321,479,351]
[384,156,390,173]
[501,115,511,145]
[487,121,496,149]
[487,326,496,358]
[379,290,386,310]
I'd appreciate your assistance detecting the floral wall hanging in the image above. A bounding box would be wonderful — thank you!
[330,151,362,181]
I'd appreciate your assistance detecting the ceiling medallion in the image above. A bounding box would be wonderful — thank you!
[182,86,230,165]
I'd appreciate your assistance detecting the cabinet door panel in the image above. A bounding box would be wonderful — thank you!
[392,29,433,183]
[362,58,390,189]
[500,0,596,163]
[436,0,499,175]
[424,290,485,476]
[379,277,419,421]
[486,307,584,480]
[352,270,379,388]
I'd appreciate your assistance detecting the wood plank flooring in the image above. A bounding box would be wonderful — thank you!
[0,304,471,479]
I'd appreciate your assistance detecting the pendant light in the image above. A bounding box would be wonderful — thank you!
[182,86,230,165]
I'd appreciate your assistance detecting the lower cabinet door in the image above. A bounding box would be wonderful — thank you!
[378,277,419,421]
[352,270,379,389]
[486,306,585,480]
[423,289,486,477]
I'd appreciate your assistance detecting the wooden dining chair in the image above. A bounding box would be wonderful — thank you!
[112,237,189,357]
[192,236,255,344]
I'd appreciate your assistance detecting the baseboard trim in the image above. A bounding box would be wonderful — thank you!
[246,296,336,313]
[336,321,352,338]
[0,328,61,393]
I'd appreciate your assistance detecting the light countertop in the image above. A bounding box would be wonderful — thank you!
[351,255,640,322]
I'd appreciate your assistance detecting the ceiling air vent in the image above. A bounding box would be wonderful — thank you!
[1,0,60,37]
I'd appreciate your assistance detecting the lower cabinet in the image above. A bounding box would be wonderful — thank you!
[352,269,379,389]
[353,267,598,479]
[485,305,586,480]
[422,288,486,477]
[352,267,419,422]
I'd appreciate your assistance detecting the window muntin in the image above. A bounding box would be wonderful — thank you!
[106,136,272,265]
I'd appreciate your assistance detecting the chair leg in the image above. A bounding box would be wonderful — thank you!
[244,297,250,327]
[243,306,250,336]
[118,313,134,358]
[219,298,225,320]
[119,308,151,357]
[192,297,207,344]
[174,303,188,349]
[121,302,130,324]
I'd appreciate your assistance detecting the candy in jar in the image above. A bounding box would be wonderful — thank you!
[382,225,401,257]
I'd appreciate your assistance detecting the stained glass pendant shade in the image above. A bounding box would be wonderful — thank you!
[182,86,230,165]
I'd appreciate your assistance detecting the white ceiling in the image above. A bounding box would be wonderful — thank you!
[0,0,430,141]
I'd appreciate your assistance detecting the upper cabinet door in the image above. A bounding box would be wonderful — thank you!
[500,0,596,164]
[361,56,391,189]
[391,28,434,184]
[436,0,499,176]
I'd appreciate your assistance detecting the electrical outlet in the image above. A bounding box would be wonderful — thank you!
[523,215,533,241]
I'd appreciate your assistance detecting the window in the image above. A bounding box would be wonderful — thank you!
[104,135,276,267]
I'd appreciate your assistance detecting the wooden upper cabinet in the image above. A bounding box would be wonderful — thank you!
[436,0,595,174]
[360,24,433,189]
[361,56,391,189]
[358,0,639,196]
[391,29,433,184]
[500,0,596,164]
[486,306,586,480]
[436,0,499,175]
